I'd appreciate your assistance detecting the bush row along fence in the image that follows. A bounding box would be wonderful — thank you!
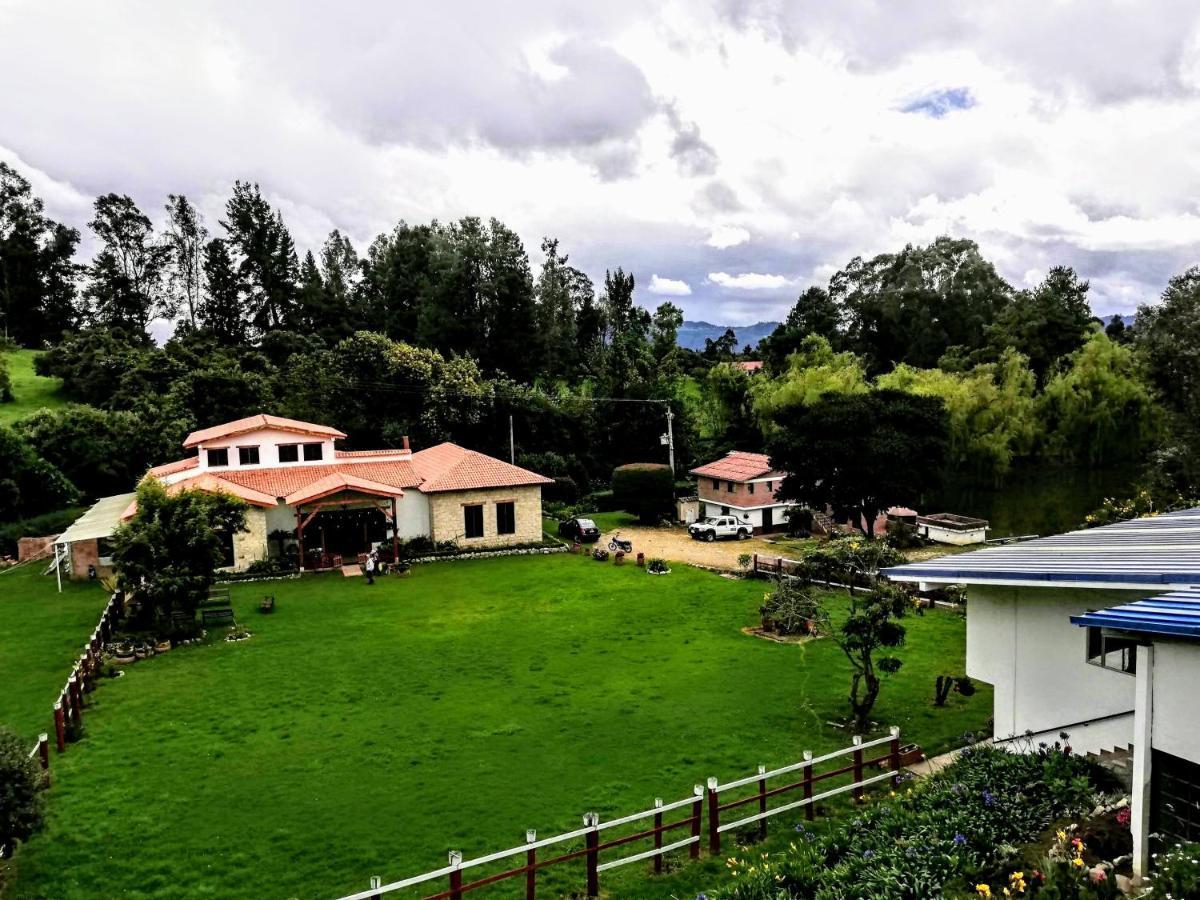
[335,729,906,900]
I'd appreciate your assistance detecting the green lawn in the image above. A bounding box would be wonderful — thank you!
[6,555,987,899]
[0,563,108,744]
[0,349,66,425]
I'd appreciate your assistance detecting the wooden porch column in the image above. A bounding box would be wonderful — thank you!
[295,507,305,572]
[391,496,400,564]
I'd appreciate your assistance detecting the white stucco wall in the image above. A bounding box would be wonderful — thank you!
[196,427,341,473]
[394,491,430,540]
[701,502,791,529]
[968,585,1149,753]
[1151,641,1200,765]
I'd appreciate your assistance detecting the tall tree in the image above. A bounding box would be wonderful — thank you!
[768,389,949,538]
[163,194,207,330]
[220,181,299,334]
[534,238,588,377]
[987,266,1093,383]
[200,238,247,344]
[360,221,435,340]
[758,286,841,372]
[598,268,651,392]
[480,218,537,380]
[0,162,81,346]
[83,194,170,338]
[650,300,684,363]
[836,237,1012,374]
[316,229,362,341]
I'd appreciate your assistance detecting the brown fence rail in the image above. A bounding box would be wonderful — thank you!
[335,730,904,900]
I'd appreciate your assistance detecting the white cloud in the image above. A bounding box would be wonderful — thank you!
[2,0,1199,321]
[648,274,692,295]
[706,224,750,248]
[708,272,794,290]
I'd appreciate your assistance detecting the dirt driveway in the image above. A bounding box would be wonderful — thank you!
[592,522,790,571]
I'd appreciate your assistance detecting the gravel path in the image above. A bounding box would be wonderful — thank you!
[591,523,790,570]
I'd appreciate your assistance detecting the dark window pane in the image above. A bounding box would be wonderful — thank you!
[278,444,299,463]
[497,502,516,535]
[303,442,323,461]
[207,448,229,467]
[464,504,484,538]
[238,446,260,465]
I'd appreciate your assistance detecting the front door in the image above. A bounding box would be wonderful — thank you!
[762,507,773,532]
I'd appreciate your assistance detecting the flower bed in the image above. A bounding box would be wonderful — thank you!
[707,742,1113,899]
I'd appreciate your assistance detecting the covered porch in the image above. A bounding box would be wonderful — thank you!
[285,473,404,572]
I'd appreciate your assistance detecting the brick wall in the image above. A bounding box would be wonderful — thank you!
[697,478,781,505]
[17,535,55,562]
[70,538,100,578]
[427,485,543,548]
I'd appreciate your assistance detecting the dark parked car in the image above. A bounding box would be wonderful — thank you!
[558,517,601,543]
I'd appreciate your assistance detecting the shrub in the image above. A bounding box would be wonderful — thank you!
[611,463,674,524]
[0,356,12,403]
[760,578,822,635]
[884,520,924,549]
[795,537,904,588]
[708,744,1100,900]
[591,548,609,562]
[1145,842,1200,898]
[0,725,47,857]
[646,557,670,574]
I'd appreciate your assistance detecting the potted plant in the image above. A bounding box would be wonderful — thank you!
[591,548,609,562]
[155,638,173,653]
[614,550,626,565]
[113,643,136,664]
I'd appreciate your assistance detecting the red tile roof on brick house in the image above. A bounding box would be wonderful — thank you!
[182,414,347,449]
[736,360,764,372]
[690,451,786,483]
[411,443,554,493]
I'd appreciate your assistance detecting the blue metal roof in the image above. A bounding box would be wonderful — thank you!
[1071,589,1200,640]
[883,507,1200,588]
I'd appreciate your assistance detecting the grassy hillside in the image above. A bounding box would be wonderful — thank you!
[0,348,66,425]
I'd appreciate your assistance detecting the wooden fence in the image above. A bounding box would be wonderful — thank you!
[336,729,907,900]
[49,592,122,756]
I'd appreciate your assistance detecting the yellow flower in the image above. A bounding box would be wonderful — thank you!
[1056,830,1067,841]
[1071,857,1085,868]
[976,885,992,898]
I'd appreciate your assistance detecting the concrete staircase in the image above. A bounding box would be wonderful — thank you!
[1091,744,1134,791]
[813,512,836,535]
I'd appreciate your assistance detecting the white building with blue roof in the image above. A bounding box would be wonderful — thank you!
[884,507,1200,882]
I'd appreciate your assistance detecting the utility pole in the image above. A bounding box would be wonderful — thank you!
[665,405,675,475]
[509,414,515,464]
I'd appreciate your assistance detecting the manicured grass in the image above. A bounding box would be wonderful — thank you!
[0,563,108,743]
[0,349,66,425]
[7,556,987,899]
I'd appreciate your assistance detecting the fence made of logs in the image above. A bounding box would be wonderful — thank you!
[336,728,908,900]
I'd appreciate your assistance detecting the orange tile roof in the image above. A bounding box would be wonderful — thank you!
[147,456,199,477]
[217,459,422,497]
[182,414,347,448]
[411,443,554,493]
[283,472,404,506]
[690,451,785,482]
[736,360,764,371]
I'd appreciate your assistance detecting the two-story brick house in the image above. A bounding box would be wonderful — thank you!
[689,451,794,533]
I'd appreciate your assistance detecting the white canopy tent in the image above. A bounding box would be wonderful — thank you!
[53,493,135,592]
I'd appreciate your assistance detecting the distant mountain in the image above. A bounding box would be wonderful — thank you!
[677,320,780,351]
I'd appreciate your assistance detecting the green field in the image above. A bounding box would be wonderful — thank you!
[4,555,987,899]
[0,564,107,744]
[0,349,65,425]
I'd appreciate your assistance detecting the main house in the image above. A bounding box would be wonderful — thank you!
[884,509,1200,882]
[689,451,794,532]
[128,414,552,571]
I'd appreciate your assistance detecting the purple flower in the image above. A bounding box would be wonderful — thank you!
[982,790,995,807]
[954,833,967,846]
[862,849,875,859]
[696,894,708,900]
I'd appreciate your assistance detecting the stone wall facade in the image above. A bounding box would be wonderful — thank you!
[427,485,543,548]
[232,506,269,570]
[17,534,55,562]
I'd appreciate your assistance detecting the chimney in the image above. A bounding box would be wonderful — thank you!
[402,435,410,453]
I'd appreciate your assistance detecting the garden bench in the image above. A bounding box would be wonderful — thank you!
[170,610,195,628]
[200,607,235,627]
[201,587,231,608]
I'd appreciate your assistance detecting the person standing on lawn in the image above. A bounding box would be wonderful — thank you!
[364,552,375,585]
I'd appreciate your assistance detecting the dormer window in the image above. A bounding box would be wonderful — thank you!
[206,448,229,468]
[238,446,260,466]
[302,442,323,461]
[278,444,299,463]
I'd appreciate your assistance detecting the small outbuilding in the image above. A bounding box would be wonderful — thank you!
[53,492,137,585]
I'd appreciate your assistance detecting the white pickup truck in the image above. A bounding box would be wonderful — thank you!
[687,516,751,542]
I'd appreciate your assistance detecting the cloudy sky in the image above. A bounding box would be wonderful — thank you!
[4,0,1200,324]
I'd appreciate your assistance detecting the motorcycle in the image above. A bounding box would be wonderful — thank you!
[608,532,633,553]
